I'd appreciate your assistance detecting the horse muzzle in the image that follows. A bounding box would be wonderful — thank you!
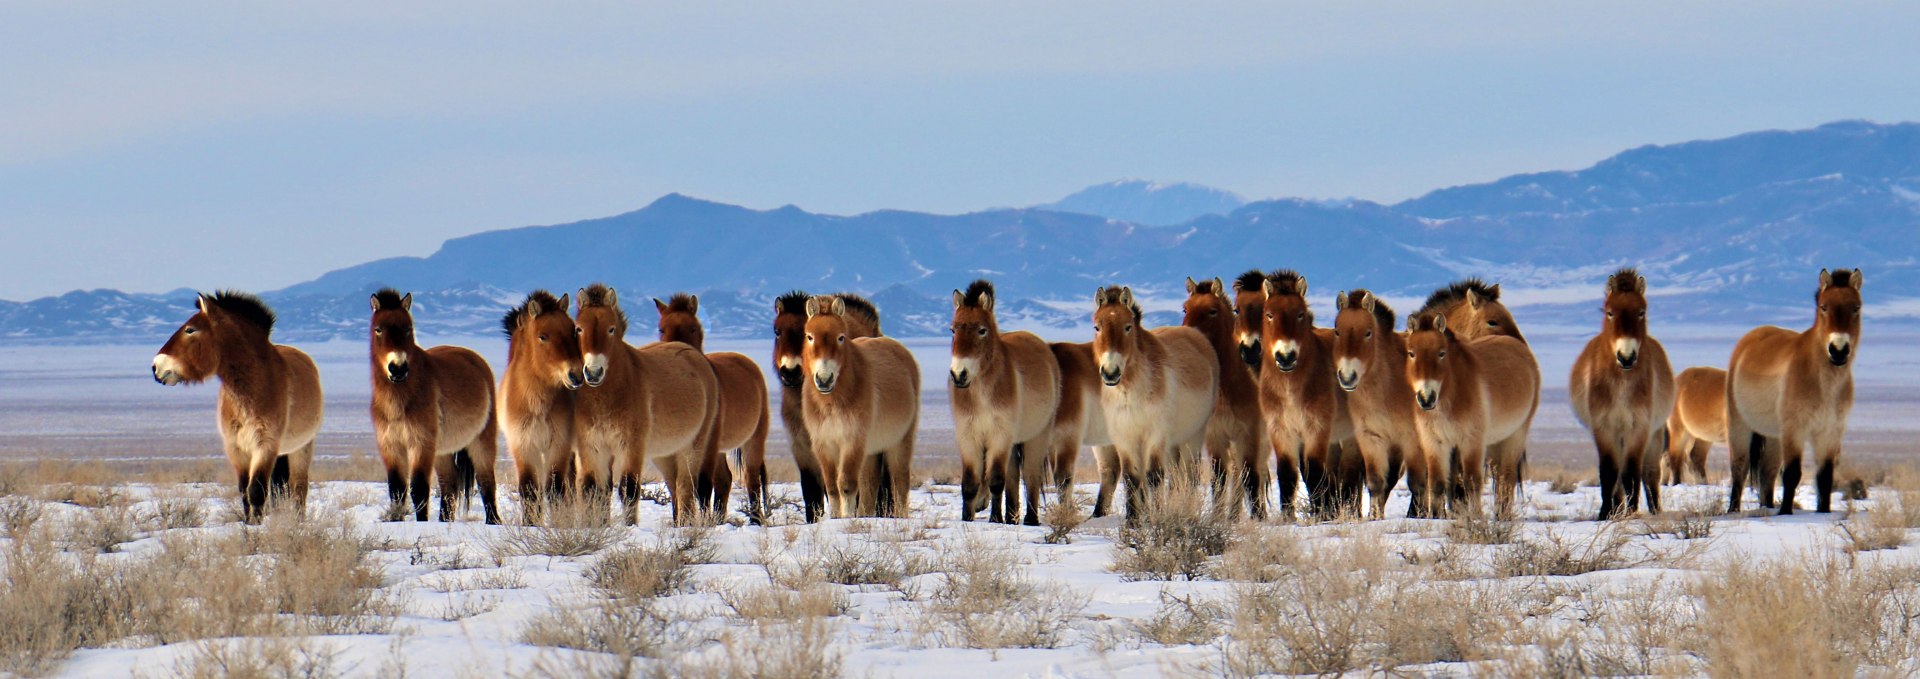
[386,363,410,383]
[152,366,180,386]
[776,365,803,389]
[1238,342,1263,369]
[1273,351,1298,373]
[950,370,971,389]
[1415,389,1439,411]
[1099,367,1122,387]
[1614,351,1638,371]
[571,369,591,390]
[1828,344,1851,366]
[813,374,837,394]
[1336,370,1359,392]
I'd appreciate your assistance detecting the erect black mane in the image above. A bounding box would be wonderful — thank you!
[1828,268,1856,288]
[775,290,811,316]
[960,279,995,308]
[1264,269,1305,296]
[502,290,563,338]
[1191,279,1221,295]
[1346,288,1396,329]
[664,292,698,313]
[836,294,880,327]
[1608,267,1640,293]
[1418,278,1499,317]
[578,282,627,331]
[204,290,275,333]
[371,288,408,312]
[1233,269,1266,293]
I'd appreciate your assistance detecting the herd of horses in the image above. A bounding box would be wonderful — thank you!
[149,267,1864,527]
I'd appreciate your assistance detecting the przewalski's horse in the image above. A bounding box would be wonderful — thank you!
[1049,340,1119,515]
[369,289,501,524]
[1092,285,1218,522]
[773,291,883,522]
[1419,278,1526,343]
[802,295,920,518]
[1569,269,1676,519]
[1727,268,1863,515]
[1404,311,1540,517]
[656,293,773,523]
[573,284,722,525]
[498,290,584,523]
[1331,289,1418,519]
[154,291,322,523]
[1664,367,1727,485]
[949,280,1061,525]
[1182,276,1268,518]
[1230,270,1269,372]
[1257,271,1355,517]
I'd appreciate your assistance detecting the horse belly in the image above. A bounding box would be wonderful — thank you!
[1730,369,1786,437]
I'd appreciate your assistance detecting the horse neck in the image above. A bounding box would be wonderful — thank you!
[1194,313,1238,363]
[1367,326,1411,391]
[1122,329,1165,386]
[213,327,278,400]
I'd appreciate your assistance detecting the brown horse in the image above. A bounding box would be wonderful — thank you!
[573,284,722,525]
[1182,276,1268,518]
[1092,285,1218,522]
[154,291,322,523]
[773,291,882,522]
[498,290,584,523]
[1727,268,1863,515]
[1230,270,1269,372]
[656,293,773,523]
[1419,278,1526,342]
[1664,366,1726,485]
[802,295,920,518]
[1049,340,1119,515]
[1257,271,1355,517]
[1405,311,1540,517]
[1331,289,1419,519]
[368,290,501,524]
[949,280,1061,525]
[1569,269,1676,519]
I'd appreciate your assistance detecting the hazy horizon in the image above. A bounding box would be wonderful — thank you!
[7,2,1920,299]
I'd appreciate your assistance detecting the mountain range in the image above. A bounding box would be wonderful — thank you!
[3,120,1916,343]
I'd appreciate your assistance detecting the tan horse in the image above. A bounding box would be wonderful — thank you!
[1727,268,1863,515]
[1231,270,1270,372]
[1419,278,1526,342]
[656,293,773,523]
[369,289,501,524]
[572,284,722,524]
[1092,285,1218,521]
[1405,311,1541,517]
[1049,340,1119,516]
[801,295,920,518]
[154,291,322,523]
[498,290,584,523]
[1331,289,1420,519]
[1569,270,1676,519]
[1182,276,1268,518]
[1664,367,1726,485]
[949,280,1061,525]
[773,291,883,522]
[1257,271,1355,517]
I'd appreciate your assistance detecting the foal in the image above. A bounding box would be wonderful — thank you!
[950,280,1061,525]
[1569,269,1675,519]
[657,293,773,523]
[1727,268,1863,515]
[1183,276,1268,518]
[369,290,502,524]
[154,292,322,523]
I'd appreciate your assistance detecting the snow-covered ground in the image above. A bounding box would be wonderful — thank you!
[16,477,1919,678]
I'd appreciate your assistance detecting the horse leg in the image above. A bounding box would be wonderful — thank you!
[1755,434,1782,510]
[1120,455,1146,527]
[1595,437,1620,521]
[1240,429,1269,521]
[381,444,407,521]
[1051,434,1080,508]
[887,435,914,519]
[287,444,313,519]
[471,431,502,525]
[744,408,770,525]
[434,453,458,522]
[243,438,278,525]
[1776,431,1804,516]
[784,395,825,523]
[849,445,877,519]
[986,445,1010,524]
[1689,440,1712,486]
[1637,427,1662,515]
[270,454,291,506]
[1814,431,1842,514]
[960,445,983,522]
[1726,414,1756,513]
[409,443,435,522]
[1092,445,1120,518]
[1020,437,1048,526]
[1271,432,1300,520]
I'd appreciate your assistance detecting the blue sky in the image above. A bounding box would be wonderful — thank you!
[5,2,1920,299]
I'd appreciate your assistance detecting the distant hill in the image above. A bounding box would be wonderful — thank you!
[1038,179,1247,226]
[4,120,1916,343]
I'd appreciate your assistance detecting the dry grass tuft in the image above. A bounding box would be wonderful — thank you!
[486,499,626,560]
[165,637,346,679]
[672,618,846,679]
[587,527,716,600]
[1448,512,1519,545]
[1135,591,1225,646]
[1041,497,1086,545]
[764,534,930,590]
[917,535,1087,649]
[1493,527,1636,578]
[1110,482,1239,581]
[1686,553,1920,676]
[521,598,693,675]
[721,582,849,622]
[1839,485,1918,553]
[1215,526,1303,583]
[1638,501,1717,540]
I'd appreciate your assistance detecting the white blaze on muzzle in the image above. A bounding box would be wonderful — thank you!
[1098,351,1124,375]
[152,354,183,385]
[384,351,407,368]
[811,358,839,382]
[1335,357,1362,388]
[949,356,980,385]
[1612,337,1641,366]
[1827,332,1853,352]
[777,355,801,372]
[1413,378,1442,408]
[583,353,607,374]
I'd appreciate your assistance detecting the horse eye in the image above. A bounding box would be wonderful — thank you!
[1209,310,1218,317]
[976,327,987,337]
[183,326,196,335]
[538,334,549,342]
[1639,311,1646,319]
[374,328,383,335]
[1366,330,1373,339]
[1265,313,1273,320]
[1296,313,1305,322]
[1820,304,1828,312]
[1333,330,1340,337]
[1125,324,1133,333]
[1406,350,1415,358]
[838,335,847,343]
[1439,350,1447,359]
[806,334,814,342]
[607,327,615,335]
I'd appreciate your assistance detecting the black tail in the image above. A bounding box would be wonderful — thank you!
[875,455,894,517]
[270,455,291,499]
[453,449,477,512]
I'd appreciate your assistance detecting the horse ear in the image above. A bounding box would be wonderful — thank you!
[1334,291,1349,310]
[369,294,381,313]
[1185,277,1198,295]
[558,293,572,314]
[953,290,965,309]
[1262,279,1278,297]
[1212,278,1224,295]
[688,295,698,315]
[1853,268,1863,290]
[1635,276,1647,295]
[197,294,216,322]
[1819,268,1833,291]
[1298,276,1308,297]
[1432,312,1448,332]
[1361,291,1377,312]
[1093,287,1105,305]
[654,297,670,315]
[1466,288,1484,310]
[980,290,993,313]
[831,296,846,316]
[1119,287,1134,308]
[804,297,820,318]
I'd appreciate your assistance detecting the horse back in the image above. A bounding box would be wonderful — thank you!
[1727,325,1800,433]
[1000,331,1062,439]
[1150,326,1219,443]
[1467,335,1539,437]
[425,344,498,446]
[708,352,769,450]
[852,337,920,448]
